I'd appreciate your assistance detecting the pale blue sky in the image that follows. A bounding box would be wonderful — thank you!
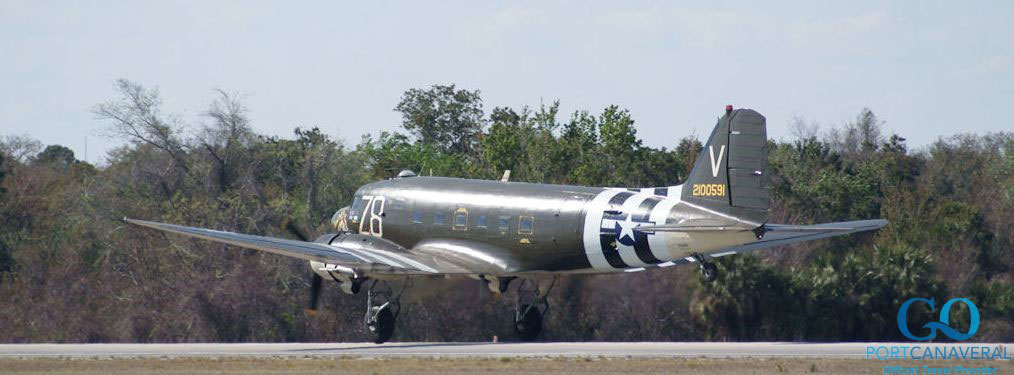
[2,1,1012,164]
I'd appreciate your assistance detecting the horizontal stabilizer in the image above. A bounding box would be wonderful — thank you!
[717,219,887,254]
[635,219,886,259]
[762,222,885,232]
[635,218,752,233]
[635,224,750,233]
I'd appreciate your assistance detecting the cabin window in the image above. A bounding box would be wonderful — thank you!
[393,200,405,210]
[412,211,423,224]
[498,216,510,233]
[477,215,487,228]
[452,209,468,231]
[519,216,534,235]
[434,212,445,225]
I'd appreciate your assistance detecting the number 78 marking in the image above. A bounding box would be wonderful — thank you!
[359,195,385,237]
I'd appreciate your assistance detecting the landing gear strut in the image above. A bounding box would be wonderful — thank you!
[513,277,557,341]
[483,275,515,294]
[693,252,718,283]
[364,278,410,344]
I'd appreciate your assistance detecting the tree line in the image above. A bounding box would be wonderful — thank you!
[0,80,1011,342]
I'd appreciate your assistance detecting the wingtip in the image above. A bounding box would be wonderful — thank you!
[122,217,146,226]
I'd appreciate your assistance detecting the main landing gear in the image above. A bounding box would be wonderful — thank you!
[364,278,410,344]
[693,252,718,283]
[513,277,558,341]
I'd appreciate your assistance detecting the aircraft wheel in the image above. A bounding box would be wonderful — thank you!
[514,304,543,341]
[368,305,396,344]
[700,262,718,283]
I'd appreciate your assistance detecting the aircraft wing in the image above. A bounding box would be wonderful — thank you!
[125,218,439,275]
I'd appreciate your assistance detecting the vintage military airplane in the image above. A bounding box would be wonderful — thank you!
[127,106,886,343]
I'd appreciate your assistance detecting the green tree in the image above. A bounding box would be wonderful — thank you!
[691,254,799,341]
[798,244,941,341]
[35,145,77,165]
[200,89,255,193]
[0,149,10,277]
[0,151,6,198]
[598,106,643,186]
[361,131,470,180]
[482,107,525,175]
[675,136,702,182]
[94,79,191,175]
[559,110,602,185]
[394,84,485,156]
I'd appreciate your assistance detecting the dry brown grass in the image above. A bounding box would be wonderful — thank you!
[0,357,1009,375]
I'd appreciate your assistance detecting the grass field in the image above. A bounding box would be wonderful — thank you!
[0,357,1009,375]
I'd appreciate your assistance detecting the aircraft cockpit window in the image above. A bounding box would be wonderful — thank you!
[434,212,445,225]
[412,211,423,224]
[477,215,487,228]
[519,216,534,235]
[452,209,467,231]
[498,216,510,233]
[350,195,364,221]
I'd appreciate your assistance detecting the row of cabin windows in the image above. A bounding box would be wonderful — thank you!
[410,210,533,235]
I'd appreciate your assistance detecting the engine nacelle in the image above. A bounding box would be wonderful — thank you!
[308,232,366,295]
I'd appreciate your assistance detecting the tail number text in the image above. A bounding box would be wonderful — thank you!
[691,184,726,197]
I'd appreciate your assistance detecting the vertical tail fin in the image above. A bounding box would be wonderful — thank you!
[680,107,769,224]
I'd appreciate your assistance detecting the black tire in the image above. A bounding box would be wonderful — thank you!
[514,304,543,342]
[368,306,396,344]
[701,262,718,283]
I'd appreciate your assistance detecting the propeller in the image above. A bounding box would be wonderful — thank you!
[284,218,311,242]
[308,273,323,316]
[283,217,324,317]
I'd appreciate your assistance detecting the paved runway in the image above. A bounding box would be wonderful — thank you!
[1,342,1010,358]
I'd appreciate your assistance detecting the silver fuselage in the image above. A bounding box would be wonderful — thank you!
[337,176,756,275]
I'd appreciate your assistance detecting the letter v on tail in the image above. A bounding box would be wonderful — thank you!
[709,145,725,178]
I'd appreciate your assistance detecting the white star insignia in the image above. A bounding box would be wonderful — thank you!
[616,214,638,242]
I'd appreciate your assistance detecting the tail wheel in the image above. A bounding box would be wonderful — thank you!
[368,305,396,344]
[514,304,543,342]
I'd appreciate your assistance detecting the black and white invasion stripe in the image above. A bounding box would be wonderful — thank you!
[583,187,682,271]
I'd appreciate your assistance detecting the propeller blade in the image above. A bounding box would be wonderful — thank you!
[284,219,310,242]
[284,217,320,316]
[307,273,323,316]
